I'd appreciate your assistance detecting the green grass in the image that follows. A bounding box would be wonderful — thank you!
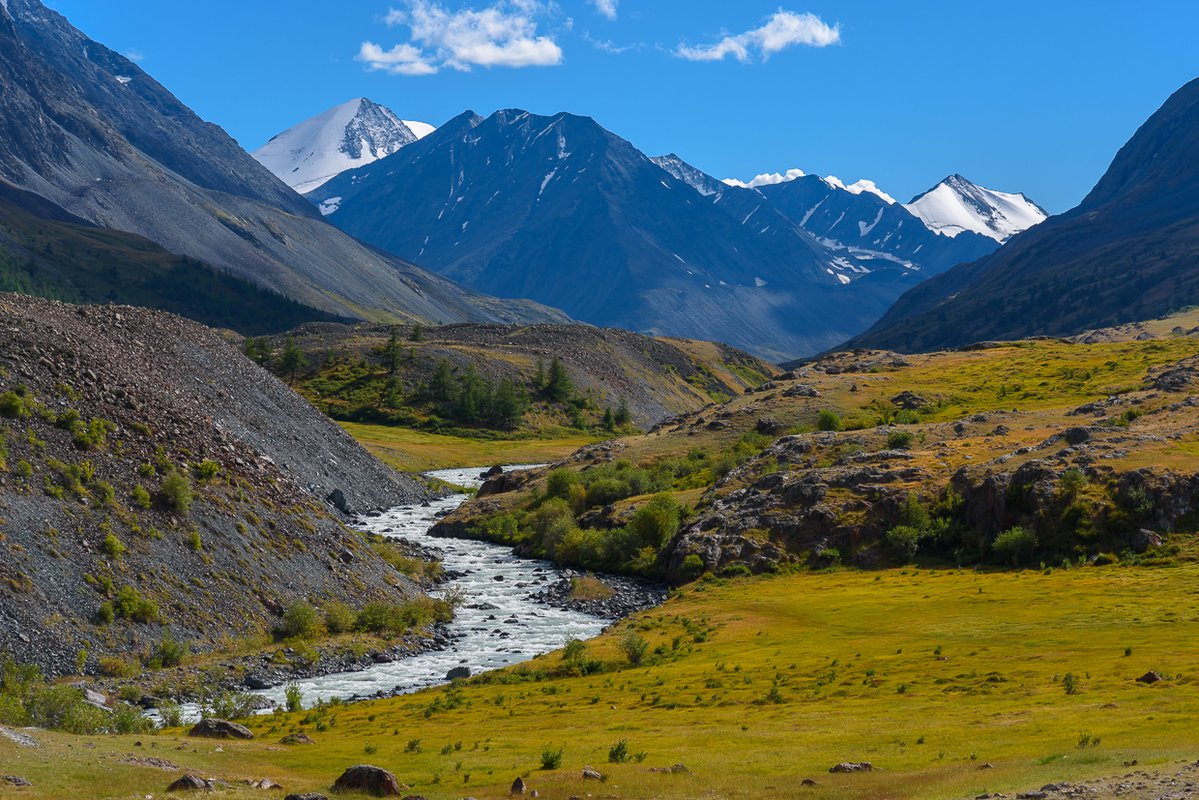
[10,563,1199,799]
[339,421,600,472]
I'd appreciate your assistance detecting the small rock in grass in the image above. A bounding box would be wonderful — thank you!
[829,762,873,773]
[332,765,401,796]
[510,776,527,795]
[166,774,210,792]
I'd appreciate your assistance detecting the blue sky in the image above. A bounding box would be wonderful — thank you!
[46,0,1199,212]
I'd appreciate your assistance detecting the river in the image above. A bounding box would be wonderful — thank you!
[253,466,612,708]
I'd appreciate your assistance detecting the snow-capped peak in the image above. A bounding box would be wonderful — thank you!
[904,174,1047,242]
[253,98,435,194]
[651,154,725,196]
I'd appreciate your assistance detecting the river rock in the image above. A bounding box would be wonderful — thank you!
[446,666,471,680]
[332,765,401,796]
[189,719,254,739]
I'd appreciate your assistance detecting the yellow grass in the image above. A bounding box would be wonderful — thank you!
[339,422,599,472]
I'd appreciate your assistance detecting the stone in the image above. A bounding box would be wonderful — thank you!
[243,673,273,690]
[446,666,471,680]
[1132,529,1163,553]
[332,765,401,796]
[782,384,819,398]
[1063,427,1091,445]
[483,465,505,478]
[3,776,31,787]
[326,488,351,514]
[189,719,254,740]
[801,778,817,787]
[510,776,527,795]
[891,391,928,410]
[249,778,282,790]
[284,795,328,800]
[755,417,786,436]
[280,733,315,745]
[166,774,210,792]
[648,764,689,774]
[829,762,873,773]
[1136,670,1163,684]
[582,767,603,781]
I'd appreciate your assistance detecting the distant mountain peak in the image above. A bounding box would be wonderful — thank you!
[905,174,1047,242]
[253,98,434,194]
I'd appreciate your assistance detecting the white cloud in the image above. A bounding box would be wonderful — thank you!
[675,10,839,63]
[722,168,806,188]
[359,0,563,75]
[590,0,617,20]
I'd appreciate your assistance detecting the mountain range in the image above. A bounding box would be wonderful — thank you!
[285,102,1043,359]
[851,76,1199,352]
[0,0,560,330]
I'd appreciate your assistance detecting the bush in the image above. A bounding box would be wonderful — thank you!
[113,586,158,623]
[886,525,922,561]
[817,410,844,431]
[886,430,915,450]
[71,417,113,451]
[323,601,356,634]
[626,495,682,551]
[544,469,581,501]
[284,682,304,713]
[992,526,1038,566]
[101,533,125,559]
[540,744,564,770]
[0,390,29,419]
[149,632,188,668]
[131,485,152,509]
[608,738,631,764]
[619,630,648,665]
[96,602,115,625]
[276,602,322,640]
[192,460,220,482]
[679,553,706,580]
[187,530,203,552]
[159,471,192,515]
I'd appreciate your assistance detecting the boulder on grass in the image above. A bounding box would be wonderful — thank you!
[167,774,210,792]
[189,719,254,740]
[829,762,873,773]
[332,765,401,797]
[510,776,527,795]
[1137,670,1164,684]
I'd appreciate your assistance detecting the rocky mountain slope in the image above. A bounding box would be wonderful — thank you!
[309,109,920,361]
[0,0,560,327]
[263,321,776,434]
[0,294,432,675]
[0,179,341,335]
[253,98,433,194]
[849,77,1199,353]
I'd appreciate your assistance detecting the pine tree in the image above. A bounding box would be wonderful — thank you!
[409,323,425,342]
[545,358,573,402]
[614,397,631,426]
[489,379,529,430]
[603,406,616,432]
[429,358,456,404]
[279,336,307,385]
[533,358,546,391]
[386,326,401,375]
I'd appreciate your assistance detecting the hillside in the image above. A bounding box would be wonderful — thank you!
[253,321,776,438]
[0,294,434,676]
[0,0,562,328]
[850,77,1199,352]
[434,311,1199,582]
[0,180,341,335]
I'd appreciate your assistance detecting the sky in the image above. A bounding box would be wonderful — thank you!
[45,0,1199,213]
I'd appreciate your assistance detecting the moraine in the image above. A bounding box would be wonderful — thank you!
[254,466,651,708]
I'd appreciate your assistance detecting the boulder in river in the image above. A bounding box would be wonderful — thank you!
[446,666,471,680]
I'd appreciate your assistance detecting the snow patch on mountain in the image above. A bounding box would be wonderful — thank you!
[402,120,436,139]
[651,154,724,196]
[905,174,1047,242]
[253,98,434,194]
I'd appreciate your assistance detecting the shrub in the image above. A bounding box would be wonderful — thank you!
[993,526,1038,566]
[158,700,183,729]
[131,485,152,509]
[679,553,706,580]
[626,494,682,551]
[101,533,125,559]
[817,410,844,432]
[544,469,581,501]
[886,525,922,561]
[159,471,192,515]
[1063,672,1080,695]
[192,460,220,482]
[137,462,156,478]
[323,601,356,634]
[71,417,114,451]
[1059,468,1088,499]
[96,602,115,625]
[608,738,631,764]
[0,390,29,419]
[149,632,188,668]
[113,586,158,623]
[14,460,32,479]
[585,477,631,508]
[276,602,322,640]
[92,480,116,508]
[619,630,648,665]
[187,530,203,552]
[285,682,304,713]
[540,744,564,770]
[886,430,915,450]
